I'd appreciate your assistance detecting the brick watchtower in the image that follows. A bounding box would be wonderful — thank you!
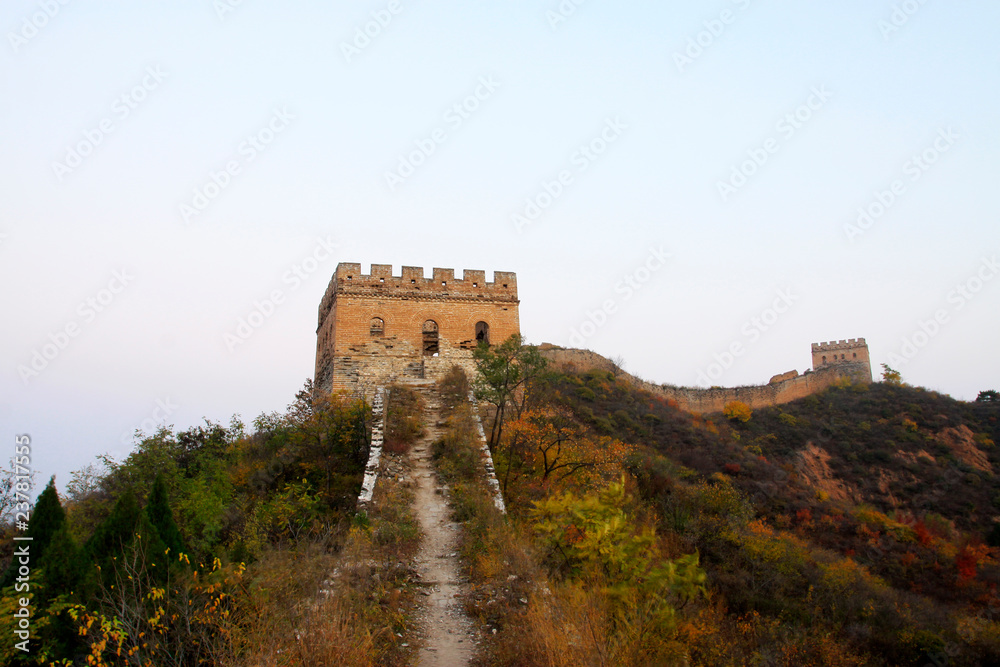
[811,338,872,382]
[315,263,520,394]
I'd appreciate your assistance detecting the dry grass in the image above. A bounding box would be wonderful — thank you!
[234,473,422,666]
[384,383,425,454]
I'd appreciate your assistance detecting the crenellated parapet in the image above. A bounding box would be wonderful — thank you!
[812,338,867,353]
[318,263,518,330]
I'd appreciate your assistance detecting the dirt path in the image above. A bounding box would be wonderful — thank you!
[409,389,478,666]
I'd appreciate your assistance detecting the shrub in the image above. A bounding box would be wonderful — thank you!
[724,401,753,423]
[384,384,425,454]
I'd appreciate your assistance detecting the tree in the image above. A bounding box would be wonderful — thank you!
[723,401,752,423]
[0,457,37,527]
[146,474,186,557]
[881,363,902,385]
[84,487,142,578]
[1,477,64,588]
[506,409,630,489]
[976,390,999,403]
[608,354,627,378]
[530,480,707,609]
[102,426,181,500]
[27,523,85,662]
[65,463,105,502]
[473,334,548,447]
[38,523,82,598]
[284,381,370,506]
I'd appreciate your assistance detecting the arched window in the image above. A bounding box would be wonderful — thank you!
[821,355,827,364]
[370,317,384,337]
[475,321,490,345]
[422,320,439,356]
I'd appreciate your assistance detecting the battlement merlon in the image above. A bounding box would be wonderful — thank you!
[318,263,519,329]
[811,338,867,353]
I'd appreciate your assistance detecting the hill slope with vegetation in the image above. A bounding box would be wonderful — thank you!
[3,338,999,665]
[0,384,428,665]
[457,339,1000,665]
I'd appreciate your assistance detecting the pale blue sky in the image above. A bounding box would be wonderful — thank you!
[2,0,998,494]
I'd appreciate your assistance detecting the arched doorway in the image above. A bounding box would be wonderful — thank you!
[475,321,490,345]
[422,320,439,356]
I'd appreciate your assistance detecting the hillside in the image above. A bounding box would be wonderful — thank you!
[3,338,999,665]
[539,365,1000,613]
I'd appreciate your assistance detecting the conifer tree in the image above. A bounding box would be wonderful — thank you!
[39,523,82,599]
[132,508,171,582]
[146,474,186,557]
[1,477,64,588]
[83,487,142,583]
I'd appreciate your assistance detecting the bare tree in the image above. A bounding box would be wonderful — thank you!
[1,457,37,526]
[608,354,627,378]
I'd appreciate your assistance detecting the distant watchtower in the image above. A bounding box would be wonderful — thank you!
[811,338,872,382]
[315,263,520,394]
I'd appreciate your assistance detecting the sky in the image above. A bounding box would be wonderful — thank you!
[2,0,998,496]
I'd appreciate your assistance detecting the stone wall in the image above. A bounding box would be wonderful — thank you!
[540,345,872,415]
[316,263,520,394]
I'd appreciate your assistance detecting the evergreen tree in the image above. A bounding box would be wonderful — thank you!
[146,474,186,557]
[132,508,171,583]
[35,524,85,661]
[84,486,175,589]
[1,477,64,588]
[39,523,82,598]
[83,487,142,584]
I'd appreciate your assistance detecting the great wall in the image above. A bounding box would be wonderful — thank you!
[538,340,871,414]
[316,262,873,414]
